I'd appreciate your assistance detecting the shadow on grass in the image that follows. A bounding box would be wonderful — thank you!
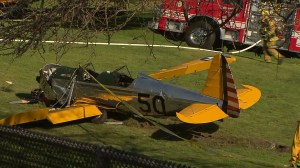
[15,92,31,99]
[19,111,130,129]
[18,113,220,142]
[122,14,152,30]
[151,122,219,141]
[57,12,153,30]
[1,87,14,92]
[19,118,89,129]
[15,93,32,99]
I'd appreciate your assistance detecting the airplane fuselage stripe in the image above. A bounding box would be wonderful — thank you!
[227,96,239,103]
[227,87,236,93]
[227,83,235,89]
[226,77,234,84]
[224,59,240,117]
[228,100,239,108]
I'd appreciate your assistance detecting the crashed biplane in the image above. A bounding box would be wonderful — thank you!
[0,54,261,126]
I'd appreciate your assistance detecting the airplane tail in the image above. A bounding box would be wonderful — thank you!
[220,55,240,118]
[176,54,261,124]
[201,54,254,118]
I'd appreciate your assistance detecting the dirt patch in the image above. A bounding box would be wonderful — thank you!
[122,118,291,153]
[192,132,290,153]
[123,117,157,129]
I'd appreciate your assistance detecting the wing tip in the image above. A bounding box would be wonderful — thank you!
[238,84,261,109]
[176,104,228,124]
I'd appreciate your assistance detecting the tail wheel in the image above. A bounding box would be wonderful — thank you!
[184,21,216,49]
[91,109,108,124]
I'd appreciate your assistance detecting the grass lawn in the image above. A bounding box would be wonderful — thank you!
[0,27,300,167]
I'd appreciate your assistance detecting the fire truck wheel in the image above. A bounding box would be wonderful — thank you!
[91,109,108,124]
[184,21,215,49]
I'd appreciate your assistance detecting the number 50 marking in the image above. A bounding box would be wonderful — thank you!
[138,93,166,114]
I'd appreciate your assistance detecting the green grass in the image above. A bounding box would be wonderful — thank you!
[0,27,300,167]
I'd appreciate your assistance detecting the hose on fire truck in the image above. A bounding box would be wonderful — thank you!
[1,38,263,54]
[227,40,262,54]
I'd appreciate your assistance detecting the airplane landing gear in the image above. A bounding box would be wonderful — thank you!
[91,109,108,124]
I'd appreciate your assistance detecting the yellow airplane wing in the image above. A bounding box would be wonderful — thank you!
[176,103,228,124]
[149,53,236,80]
[47,104,102,124]
[0,104,102,126]
[237,85,261,109]
[0,108,51,126]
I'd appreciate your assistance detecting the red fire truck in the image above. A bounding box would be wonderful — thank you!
[148,0,300,53]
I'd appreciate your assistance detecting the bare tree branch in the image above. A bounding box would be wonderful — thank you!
[0,0,151,59]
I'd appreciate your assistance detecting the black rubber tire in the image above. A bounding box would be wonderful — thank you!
[91,109,108,124]
[184,21,216,49]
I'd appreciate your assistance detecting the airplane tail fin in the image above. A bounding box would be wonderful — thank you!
[201,54,240,118]
[176,54,261,124]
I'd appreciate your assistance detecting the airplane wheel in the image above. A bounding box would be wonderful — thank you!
[91,110,107,124]
[184,21,215,49]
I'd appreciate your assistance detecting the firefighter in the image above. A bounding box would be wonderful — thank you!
[260,7,284,64]
[290,121,300,167]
